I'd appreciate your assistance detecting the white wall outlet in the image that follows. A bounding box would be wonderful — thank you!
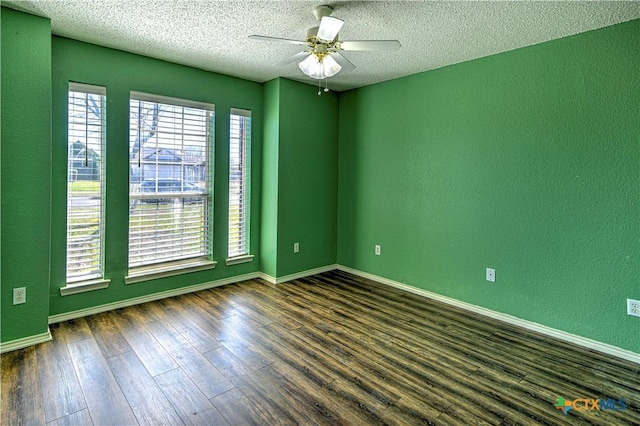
[13,287,26,305]
[293,242,299,253]
[628,299,640,317]
[486,268,496,283]
[375,245,381,256]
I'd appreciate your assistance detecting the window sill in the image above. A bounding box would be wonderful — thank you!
[125,259,217,284]
[225,255,255,266]
[60,278,111,296]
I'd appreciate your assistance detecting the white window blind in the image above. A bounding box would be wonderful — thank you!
[128,92,214,270]
[228,108,251,258]
[66,83,107,283]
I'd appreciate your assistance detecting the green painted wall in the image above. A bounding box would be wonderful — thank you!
[260,79,280,277]
[261,78,339,278]
[1,8,52,342]
[338,19,640,352]
[49,36,264,316]
[276,79,338,276]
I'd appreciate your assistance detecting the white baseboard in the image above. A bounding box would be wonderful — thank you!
[24,263,637,364]
[0,329,52,354]
[258,264,338,284]
[336,265,640,365]
[48,272,262,324]
[48,264,336,324]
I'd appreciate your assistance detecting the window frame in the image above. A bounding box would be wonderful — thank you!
[126,92,216,282]
[226,108,253,265]
[64,82,110,291]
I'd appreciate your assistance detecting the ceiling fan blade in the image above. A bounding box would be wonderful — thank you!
[249,35,308,46]
[317,16,344,42]
[281,51,311,66]
[340,40,401,51]
[330,51,355,72]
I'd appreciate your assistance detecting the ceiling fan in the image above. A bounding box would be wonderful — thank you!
[249,5,400,82]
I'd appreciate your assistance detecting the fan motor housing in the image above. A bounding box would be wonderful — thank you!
[313,5,333,21]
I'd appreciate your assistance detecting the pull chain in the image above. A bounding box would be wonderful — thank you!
[317,79,330,96]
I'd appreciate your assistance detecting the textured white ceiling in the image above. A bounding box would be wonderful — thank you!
[3,1,640,91]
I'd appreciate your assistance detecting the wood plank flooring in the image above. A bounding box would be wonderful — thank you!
[2,270,639,425]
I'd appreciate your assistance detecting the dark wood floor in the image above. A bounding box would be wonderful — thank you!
[2,270,639,425]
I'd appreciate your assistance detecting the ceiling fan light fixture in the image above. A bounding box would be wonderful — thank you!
[299,53,342,79]
[322,54,342,77]
[317,16,344,42]
[251,4,401,83]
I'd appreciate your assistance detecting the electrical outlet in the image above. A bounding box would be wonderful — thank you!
[486,268,496,283]
[13,287,26,305]
[293,242,300,253]
[628,299,640,317]
[375,245,381,256]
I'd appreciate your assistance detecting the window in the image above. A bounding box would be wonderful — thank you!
[66,83,106,283]
[128,92,214,274]
[228,109,252,260]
